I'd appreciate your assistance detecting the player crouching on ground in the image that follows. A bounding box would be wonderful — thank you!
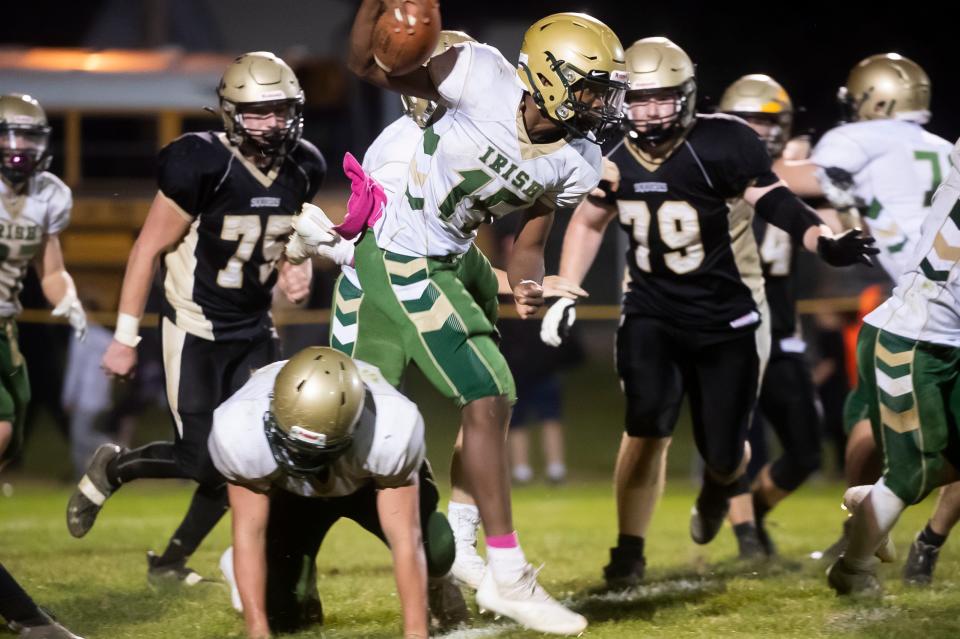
[209,347,462,638]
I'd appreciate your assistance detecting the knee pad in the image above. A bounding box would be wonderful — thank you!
[424,510,456,577]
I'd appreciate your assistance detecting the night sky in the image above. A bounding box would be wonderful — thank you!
[3,0,955,143]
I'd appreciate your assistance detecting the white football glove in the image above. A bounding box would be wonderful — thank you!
[540,298,576,347]
[285,203,355,266]
[53,292,87,341]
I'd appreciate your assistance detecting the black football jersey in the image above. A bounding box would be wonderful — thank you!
[610,114,775,333]
[158,132,325,341]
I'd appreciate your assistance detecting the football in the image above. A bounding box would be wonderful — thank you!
[372,0,441,76]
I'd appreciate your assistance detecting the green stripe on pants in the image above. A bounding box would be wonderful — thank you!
[351,233,515,406]
[856,323,960,504]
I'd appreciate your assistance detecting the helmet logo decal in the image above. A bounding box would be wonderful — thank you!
[290,425,327,446]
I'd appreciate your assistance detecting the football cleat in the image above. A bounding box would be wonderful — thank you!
[450,543,487,590]
[428,574,470,631]
[690,496,729,545]
[66,444,123,538]
[146,551,205,587]
[903,534,941,585]
[755,519,777,557]
[219,547,243,612]
[826,557,881,596]
[602,546,645,589]
[476,565,587,635]
[736,528,767,561]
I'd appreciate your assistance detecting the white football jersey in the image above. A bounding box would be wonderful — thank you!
[0,172,71,317]
[340,115,426,289]
[372,41,602,257]
[208,359,425,497]
[362,115,422,198]
[865,139,960,347]
[811,119,952,280]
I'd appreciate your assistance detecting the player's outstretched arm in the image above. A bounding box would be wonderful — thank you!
[377,480,429,639]
[101,192,191,378]
[745,181,878,266]
[34,234,87,340]
[228,483,272,639]
[347,0,442,101]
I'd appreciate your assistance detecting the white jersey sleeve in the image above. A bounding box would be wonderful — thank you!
[811,127,874,176]
[354,361,425,488]
[539,138,602,210]
[361,115,423,198]
[36,172,72,236]
[430,42,518,119]
[208,361,285,493]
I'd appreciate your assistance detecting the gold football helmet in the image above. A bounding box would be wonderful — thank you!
[622,37,697,150]
[401,30,476,128]
[217,51,305,158]
[838,53,930,122]
[518,12,627,143]
[265,347,366,476]
[0,94,52,185]
[719,74,793,158]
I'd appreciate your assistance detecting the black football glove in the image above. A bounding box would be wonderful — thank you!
[816,228,879,267]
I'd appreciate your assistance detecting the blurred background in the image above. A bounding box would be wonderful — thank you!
[1,0,950,484]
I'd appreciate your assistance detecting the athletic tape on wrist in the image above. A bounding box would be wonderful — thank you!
[114,313,142,347]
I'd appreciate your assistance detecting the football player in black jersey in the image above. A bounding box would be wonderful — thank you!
[717,75,826,556]
[66,52,326,584]
[541,37,877,587]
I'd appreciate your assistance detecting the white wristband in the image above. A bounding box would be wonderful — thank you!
[114,312,142,348]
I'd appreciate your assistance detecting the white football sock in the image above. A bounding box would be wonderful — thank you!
[447,501,480,547]
[487,544,528,587]
[845,478,906,570]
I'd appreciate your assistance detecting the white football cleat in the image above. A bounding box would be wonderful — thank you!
[476,565,587,635]
[450,542,487,590]
[219,547,243,613]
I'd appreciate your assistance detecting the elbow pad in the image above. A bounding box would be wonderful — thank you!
[754,186,822,244]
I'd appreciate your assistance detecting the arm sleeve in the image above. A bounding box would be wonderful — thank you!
[157,135,220,219]
[754,185,823,244]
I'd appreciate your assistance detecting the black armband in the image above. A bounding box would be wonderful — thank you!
[754,186,823,244]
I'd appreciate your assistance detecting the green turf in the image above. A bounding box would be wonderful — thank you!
[1,479,958,638]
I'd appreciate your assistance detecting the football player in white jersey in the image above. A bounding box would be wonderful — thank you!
[293,6,628,634]
[826,137,960,595]
[0,93,86,638]
[209,347,441,638]
[289,30,589,601]
[775,53,955,568]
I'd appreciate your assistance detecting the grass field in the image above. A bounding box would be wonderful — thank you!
[2,478,959,639]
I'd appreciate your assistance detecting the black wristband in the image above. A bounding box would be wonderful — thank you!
[754,186,822,244]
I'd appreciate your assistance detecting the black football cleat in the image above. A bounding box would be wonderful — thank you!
[902,534,941,585]
[66,444,123,538]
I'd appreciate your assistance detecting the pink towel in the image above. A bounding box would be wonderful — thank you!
[334,152,386,240]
